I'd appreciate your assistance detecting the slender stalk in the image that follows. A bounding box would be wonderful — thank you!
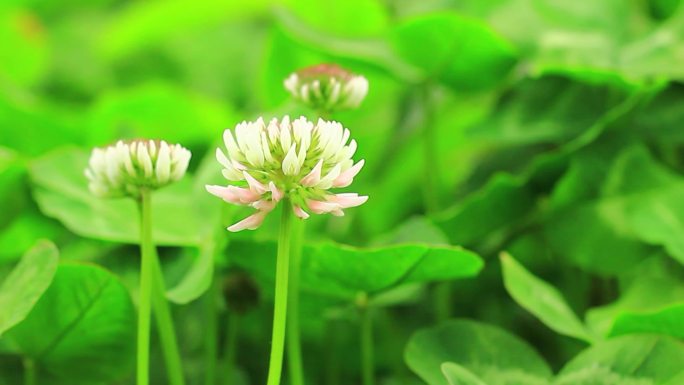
[358,296,375,385]
[23,358,36,385]
[266,201,295,385]
[420,84,453,322]
[434,282,452,322]
[137,189,154,385]
[324,319,341,385]
[151,252,186,385]
[225,312,240,373]
[287,218,305,385]
[204,278,218,385]
[421,84,439,215]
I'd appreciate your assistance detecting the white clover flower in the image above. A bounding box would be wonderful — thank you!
[85,139,191,198]
[206,116,368,232]
[284,64,369,112]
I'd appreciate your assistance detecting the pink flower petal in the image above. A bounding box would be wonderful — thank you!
[327,193,368,208]
[227,211,268,232]
[206,185,240,204]
[332,160,364,188]
[269,182,283,202]
[243,171,267,194]
[206,185,261,204]
[300,160,323,187]
[293,205,310,219]
[306,199,341,214]
[252,199,276,212]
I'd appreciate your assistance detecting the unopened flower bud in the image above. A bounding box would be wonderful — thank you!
[284,64,368,112]
[85,139,191,198]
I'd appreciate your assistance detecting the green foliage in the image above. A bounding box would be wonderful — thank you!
[555,335,684,384]
[392,13,517,90]
[7,263,135,384]
[28,147,217,246]
[3,0,684,383]
[0,240,58,336]
[230,239,483,301]
[405,319,552,385]
[501,252,595,343]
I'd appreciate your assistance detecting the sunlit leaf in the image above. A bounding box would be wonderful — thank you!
[28,147,218,246]
[555,335,684,385]
[7,263,136,384]
[405,319,552,385]
[500,252,596,343]
[441,362,488,385]
[230,238,483,301]
[392,13,517,91]
[0,240,58,336]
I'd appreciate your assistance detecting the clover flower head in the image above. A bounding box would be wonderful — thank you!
[206,116,368,231]
[284,64,368,112]
[85,139,191,198]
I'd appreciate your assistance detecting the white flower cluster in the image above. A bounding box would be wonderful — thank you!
[284,64,368,113]
[85,140,191,198]
[206,116,367,231]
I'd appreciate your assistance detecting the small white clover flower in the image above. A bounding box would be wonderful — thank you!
[85,139,191,198]
[284,64,369,112]
[206,116,368,232]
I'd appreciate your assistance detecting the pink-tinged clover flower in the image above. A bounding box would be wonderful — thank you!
[206,116,368,231]
[284,64,368,112]
[85,140,191,198]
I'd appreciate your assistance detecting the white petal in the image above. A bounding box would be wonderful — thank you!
[155,141,171,184]
[282,144,299,176]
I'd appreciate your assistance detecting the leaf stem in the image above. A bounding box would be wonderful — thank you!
[421,84,439,215]
[151,247,186,385]
[434,282,452,322]
[420,83,453,322]
[137,189,154,385]
[204,277,218,385]
[358,293,375,385]
[266,201,295,385]
[23,358,36,385]
[287,218,305,385]
[225,312,240,374]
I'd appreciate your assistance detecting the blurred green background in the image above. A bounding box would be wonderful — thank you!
[3,0,684,384]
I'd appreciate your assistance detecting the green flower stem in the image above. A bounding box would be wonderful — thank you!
[204,277,218,385]
[287,218,305,385]
[324,319,341,385]
[23,358,36,385]
[434,282,452,322]
[137,189,154,385]
[225,312,240,374]
[421,84,439,215]
[151,251,186,385]
[137,190,186,385]
[266,201,295,385]
[420,84,453,322]
[358,294,375,385]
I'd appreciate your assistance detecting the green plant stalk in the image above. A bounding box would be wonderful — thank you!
[225,312,240,373]
[266,201,295,385]
[203,277,218,385]
[287,218,305,385]
[421,84,453,322]
[421,84,439,215]
[151,249,186,385]
[434,283,452,322]
[23,358,36,385]
[137,189,154,385]
[324,319,341,385]
[359,302,375,385]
